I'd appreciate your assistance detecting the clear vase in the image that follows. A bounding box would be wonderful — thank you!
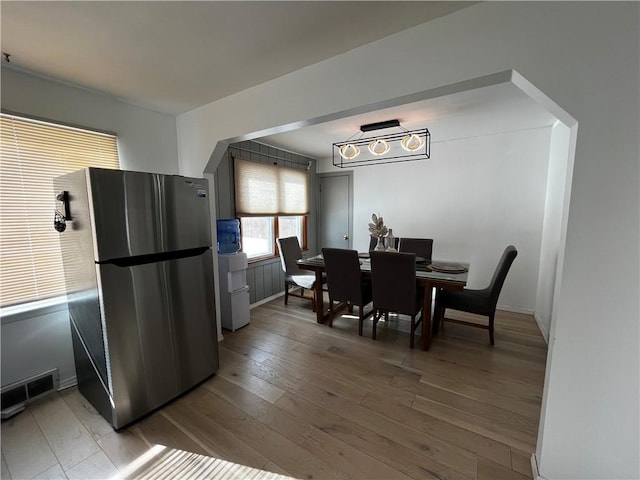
[374,236,385,251]
[385,229,396,252]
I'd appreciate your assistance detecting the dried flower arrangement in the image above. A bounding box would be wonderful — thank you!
[368,213,388,238]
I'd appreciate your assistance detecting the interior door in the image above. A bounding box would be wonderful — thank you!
[318,172,352,250]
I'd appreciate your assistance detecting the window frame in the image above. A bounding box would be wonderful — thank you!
[240,215,308,263]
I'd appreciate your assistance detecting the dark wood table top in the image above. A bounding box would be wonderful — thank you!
[298,254,469,287]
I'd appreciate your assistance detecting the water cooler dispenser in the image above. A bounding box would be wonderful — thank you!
[217,219,250,331]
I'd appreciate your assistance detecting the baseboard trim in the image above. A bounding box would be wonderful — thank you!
[496,305,549,344]
[531,453,541,479]
[531,453,548,480]
[250,292,284,309]
[533,312,550,344]
[496,304,534,315]
[59,375,77,390]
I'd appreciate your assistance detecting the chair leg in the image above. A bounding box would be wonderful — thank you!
[432,297,443,335]
[284,281,289,305]
[311,289,316,313]
[372,310,378,340]
[410,315,415,349]
[358,306,363,336]
[436,305,445,332]
[432,302,439,334]
[327,299,334,327]
[489,313,495,346]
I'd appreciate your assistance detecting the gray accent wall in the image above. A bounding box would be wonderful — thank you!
[214,140,317,304]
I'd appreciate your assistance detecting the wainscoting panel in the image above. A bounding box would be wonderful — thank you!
[245,267,256,304]
[272,262,284,297]
[253,265,265,301]
[245,258,286,305]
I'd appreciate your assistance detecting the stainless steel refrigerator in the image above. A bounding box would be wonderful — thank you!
[54,168,219,429]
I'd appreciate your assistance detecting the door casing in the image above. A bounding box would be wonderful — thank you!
[317,171,353,251]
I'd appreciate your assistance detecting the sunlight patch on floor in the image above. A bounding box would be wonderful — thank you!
[115,444,297,480]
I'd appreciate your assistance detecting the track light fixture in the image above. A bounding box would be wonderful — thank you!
[332,119,430,168]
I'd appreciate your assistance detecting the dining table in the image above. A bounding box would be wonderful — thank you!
[297,253,469,351]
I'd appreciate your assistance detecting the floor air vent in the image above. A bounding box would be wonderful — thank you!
[1,369,59,420]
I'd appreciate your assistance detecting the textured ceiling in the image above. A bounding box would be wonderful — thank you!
[1,2,556,157]
[1,1,474,115]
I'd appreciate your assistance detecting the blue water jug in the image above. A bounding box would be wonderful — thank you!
[216,219,241,254]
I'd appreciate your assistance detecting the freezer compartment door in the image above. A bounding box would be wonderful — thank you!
[88,168,212,261]
[98,249,218,428]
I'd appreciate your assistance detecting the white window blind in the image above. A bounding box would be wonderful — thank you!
[0,113,120,307]
[234,157,309,216]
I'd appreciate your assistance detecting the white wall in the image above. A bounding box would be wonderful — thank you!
[176,3,639,479]
[1,68,181,389]
[318,127,552,313]
[1,68,180,175]
[535,122,571,342]
[1,306,75,388]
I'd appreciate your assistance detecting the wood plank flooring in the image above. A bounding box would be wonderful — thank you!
[1,296,547,479]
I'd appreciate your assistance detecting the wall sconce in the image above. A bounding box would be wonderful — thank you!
[332,119,430,168]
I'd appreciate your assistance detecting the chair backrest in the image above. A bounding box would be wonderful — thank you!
[486,245,518,307]
[276,236,305,275]
[370,251,418,314]
[322,248,363,304]
[398,238,433,261]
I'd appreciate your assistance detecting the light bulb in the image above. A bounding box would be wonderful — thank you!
[368,139,390,156]
[339,144,360,160]
[401,133,424,152]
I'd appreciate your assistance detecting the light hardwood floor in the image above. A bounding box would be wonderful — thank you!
[1,295,547,479]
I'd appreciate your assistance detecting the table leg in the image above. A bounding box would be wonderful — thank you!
[432,287,441,335]
[422,282,433,351]
[313,270,326,324]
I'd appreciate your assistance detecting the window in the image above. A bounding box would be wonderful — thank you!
[234,157,309,260]
[240,216,305,260]
[240,217,274,259]
[0,113,120,308]
[278,215,303,240]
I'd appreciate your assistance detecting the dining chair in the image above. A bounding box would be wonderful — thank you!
[433,245,518,345]
[398,237,433,261]
[276,236,320,311]
[369,251,424,348]
[322,248,373,336]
